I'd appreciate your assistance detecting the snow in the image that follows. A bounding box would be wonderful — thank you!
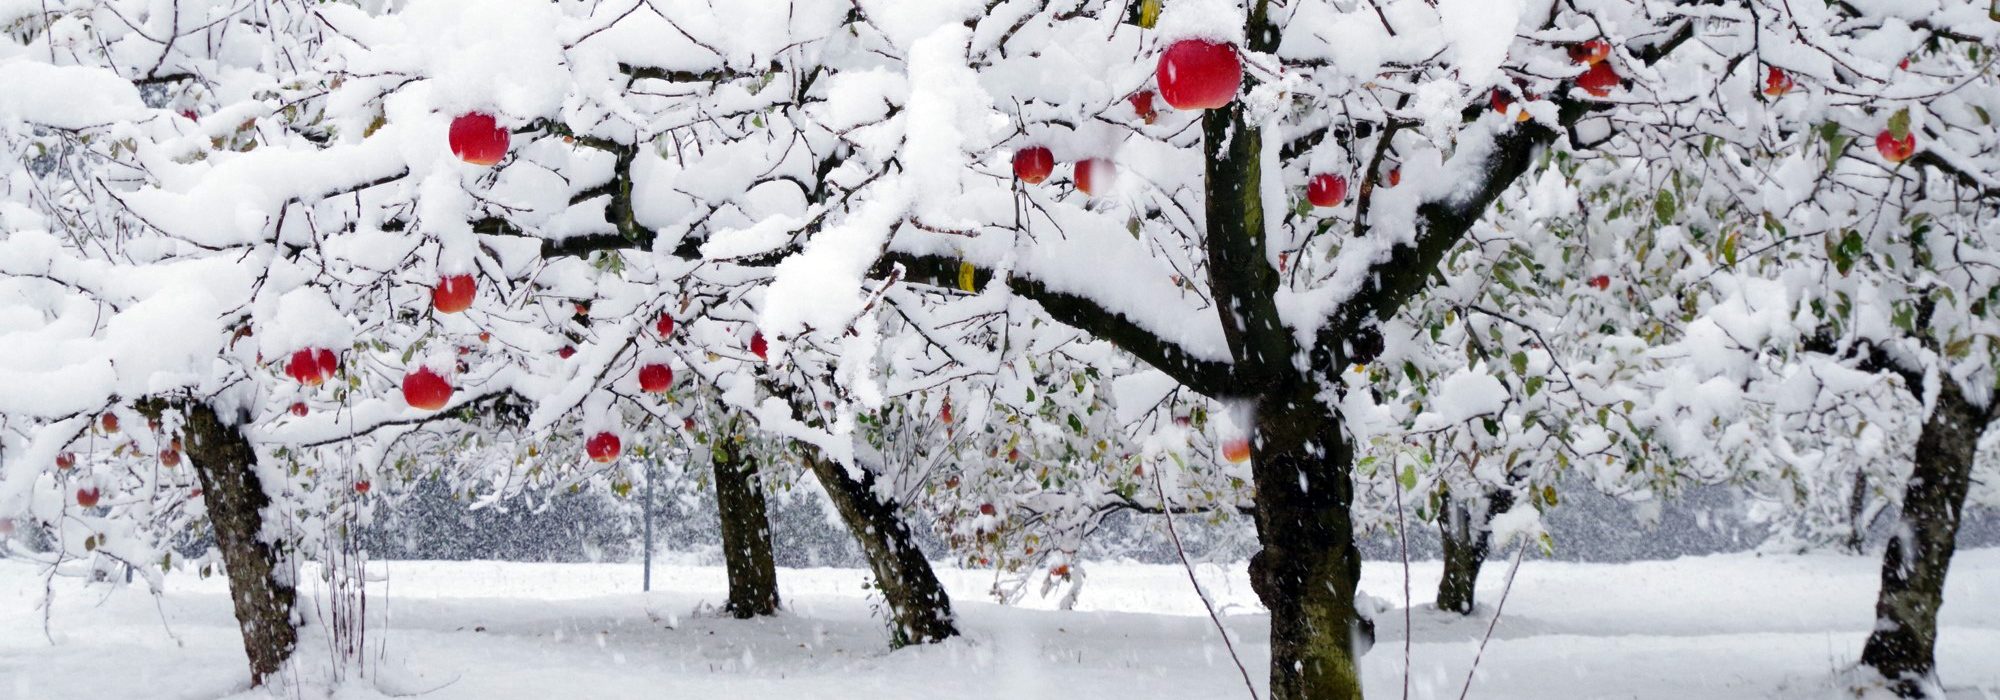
[3,550,1997,699]
[0,61,148,129]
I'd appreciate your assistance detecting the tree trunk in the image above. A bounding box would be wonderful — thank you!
[802,450,957,646]
[712,436,780,618]
[1247,396,1366,700]
[1437,485,1514,615]
[182,402,296,687]
[1861,381,1987,696]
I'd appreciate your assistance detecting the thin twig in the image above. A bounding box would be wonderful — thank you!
[1152,463,1258,700]
[1457,538,1530,700]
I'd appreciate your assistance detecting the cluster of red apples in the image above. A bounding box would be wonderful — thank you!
[1011,35,1925,203]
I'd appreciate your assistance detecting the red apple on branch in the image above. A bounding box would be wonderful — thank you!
[402,366,453,411]
[76,488,101,508]
[1075,159,1113,196]
[1568,39,1611,65]
[1156,39,1242,110]
[449,113,509,166]
[1013,147,1054,184]
[354,480,371,494]
[750,331,769,361]
[1762,67,1796,97]
[1589,275,1612,291]
[290,402,309,417]
[654,313,675,337]
[1490,88,1533,122]
[285,347,337,385]
[586,432,622,463]
[57,452,76,470]
[1222,436,1252,463]
[638,363,674,393]
[1130,90,1159,124]
[1876,130,1917,163]
[1307,174,1348,208]
[1577,61,1620,97]
[432,274,476,314]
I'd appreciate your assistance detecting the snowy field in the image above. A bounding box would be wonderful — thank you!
[3,550,1997,700]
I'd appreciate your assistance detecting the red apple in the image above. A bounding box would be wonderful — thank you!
[1577,61,1620,98]
[750,331,768,361]
[354,480,371,494]
[1222,436,1252,463]
[1589,274,1611,291]
[1156,39,1242,110]
[638,363,674,393]
[683,417,696,431]
[449,113,509,166]
[1130,90,1158,124]
[1013,147,1054,184]
[179,109,199,121]
[558,346,577,359]
[1008,447,1021,462]
[1568,39,1611,65]
[654,313,675,337]
[1307,174,1348,208]
[101,414,120,433]
[76,487,101,508]
[1076,159,1113,196]
[290,402,309,417]
[433,274,477,314]
[586,432,622,463]
[979,503,997,516]
[160,440,182,468]
[1490,88,1533,122]
[286,347,337,385]
[57,452,76,470]
[1386,167,1402,187]
[1051,564,1070,577]
[1763,66,1796,97]
[1877,130,1917,163]
[402,366,453,411]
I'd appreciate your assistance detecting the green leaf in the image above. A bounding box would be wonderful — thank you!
[1888,108,1911,140]
[1653,190,1676,226]
[1398,464,1418,490]
[1509,351,1528,376]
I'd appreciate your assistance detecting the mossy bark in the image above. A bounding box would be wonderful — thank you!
[182,402,296,686]
[1861,381,1986,696]
[803,451,956,646]
[1246,392,1367,700]
[712,437,780,618]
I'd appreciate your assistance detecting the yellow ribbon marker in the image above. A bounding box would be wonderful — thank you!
[958,260,977,292]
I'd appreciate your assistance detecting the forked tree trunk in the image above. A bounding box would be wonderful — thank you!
[712,436,780,618]
[1861,381,1987,696]
[182,402,297,686]
[802,450,957,646]
[1247,395,1367,700]
[1437,486,1515,615]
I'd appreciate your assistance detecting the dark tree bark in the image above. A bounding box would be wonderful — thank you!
[802,450,957,646]
[1861,380,1988,696]
[1436,486,1515,615]
[181,402,296,687]
[1247,392,1367,700]
[712,435,781,618]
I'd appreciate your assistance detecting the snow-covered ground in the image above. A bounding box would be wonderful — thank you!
[3,549,1997,699]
